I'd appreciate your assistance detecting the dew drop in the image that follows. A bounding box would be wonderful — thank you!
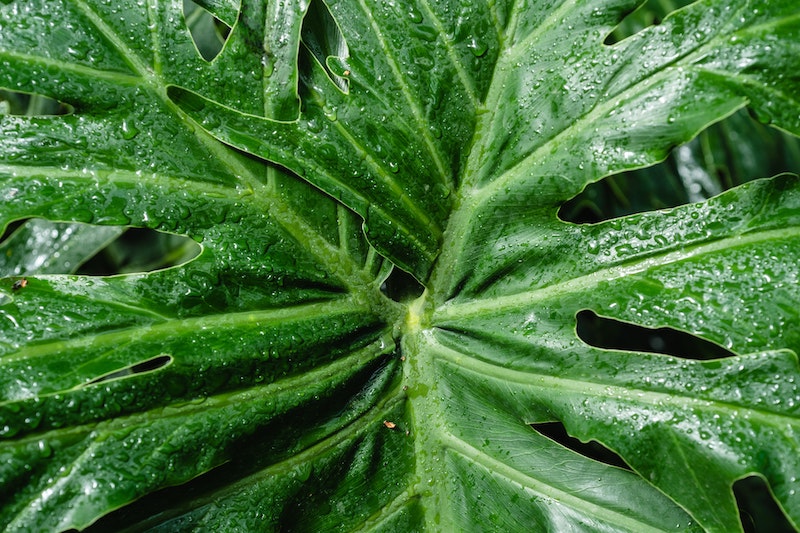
[121,120,140,140]
[262,57,275,78]
[201,113,220,129]
[37,439,52,457]
[407,6,423,23]
[323,104,337,121]
[467,36,488,57]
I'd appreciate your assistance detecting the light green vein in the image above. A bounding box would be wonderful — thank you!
[145,0,163,76]
[179,114,383,291]
[504,0,577,64]
[296,52,445,243]
[73,0,155,83]
[327,109,443,241]
[337,203,355,260]
[416,0,480,106]
[0,165,243,198]
[0,50,141,86]
[470,58,706,201]
[166,78,441,273]
[5,339,396,529]
[200,105,441,264]
[350,489,419,532]
[5,437,103,531]
[724,8,800,38]
[3,297,368,365]
[701,67,800,109]
[185,384,408,525]
[471,3,797,201]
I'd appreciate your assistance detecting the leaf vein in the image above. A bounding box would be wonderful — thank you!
[416,0,480,106]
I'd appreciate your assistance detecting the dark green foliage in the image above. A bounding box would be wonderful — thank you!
[1,1,799,531]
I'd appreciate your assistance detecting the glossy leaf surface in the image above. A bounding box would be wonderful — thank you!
[1,0,799,531]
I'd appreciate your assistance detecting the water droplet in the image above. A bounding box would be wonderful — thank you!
[467,36,487,57]
[262,57,274,77]
[37,439,52,457]
[201,113,220,129]
[305,117,322,133]
[323,104,337,121]
[121,120,139,140]
[407,6,423,23]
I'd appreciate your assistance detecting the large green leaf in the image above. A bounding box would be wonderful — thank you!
[1,0,799,531]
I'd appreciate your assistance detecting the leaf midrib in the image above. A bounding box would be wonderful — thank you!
[460,0,790,203]
[353,0,450,190]
[74,0,156,84]
[3,297,368,365]
[165,389,408,531]
[415,0,480,107]
[0,49,141,86]
[304,88,444,244]
[0,165,243,197]
[470,54,737,200]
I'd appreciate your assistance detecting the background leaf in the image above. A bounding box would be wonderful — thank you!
[0,219,124,276]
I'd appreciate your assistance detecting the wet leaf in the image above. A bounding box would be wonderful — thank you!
[1,0,799,531]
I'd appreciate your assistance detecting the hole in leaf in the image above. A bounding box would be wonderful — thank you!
[77,227,201,276]
[576,310,736,360]
[559,109,800,224]
[0,89,72,116]
[300,0,349,92]
[83,354,173,386]
[0,219,25,243]
[531,421,631,470]
[183,0,232,61]
[734,476,796,533]
[380,266,424,303]
[604,0,696,45]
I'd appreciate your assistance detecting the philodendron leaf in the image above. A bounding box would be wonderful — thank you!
[1,1,799,533]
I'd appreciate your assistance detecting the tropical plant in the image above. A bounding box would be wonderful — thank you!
[1,0,799,531]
